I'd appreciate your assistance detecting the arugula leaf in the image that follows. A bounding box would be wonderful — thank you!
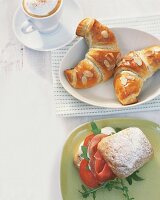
[79,185,89,198]
[86,165,90,170]
[82,185,88,192]
[115,127,122,132]
[79,178,134,200]
[92,192,96,200]
[126,171,144,185]
[126,176,132,185]
[131,172,144,181]
[120,179,132,200]
[81,146,89,161]
[91,122,101,135]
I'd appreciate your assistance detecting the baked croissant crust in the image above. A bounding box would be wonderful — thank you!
[64,18,121,89]
[114,46,160,105]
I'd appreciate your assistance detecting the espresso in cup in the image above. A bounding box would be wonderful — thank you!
[22,0,62,18]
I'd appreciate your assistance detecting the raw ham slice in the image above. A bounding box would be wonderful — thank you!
[88,134,115,183]
[90,150,115,182]
[88,134,106,157]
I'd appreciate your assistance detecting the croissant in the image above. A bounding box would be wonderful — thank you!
[64,18,121,89]
[114,46,160,105]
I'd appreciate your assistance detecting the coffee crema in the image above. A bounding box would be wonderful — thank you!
[22,0,62,18]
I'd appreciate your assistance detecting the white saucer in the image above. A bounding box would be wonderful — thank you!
[13,0,83,51]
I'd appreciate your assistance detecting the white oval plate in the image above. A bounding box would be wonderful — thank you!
[60,27,160,108]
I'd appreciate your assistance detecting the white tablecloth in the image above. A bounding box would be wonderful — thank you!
[0,0,160,200]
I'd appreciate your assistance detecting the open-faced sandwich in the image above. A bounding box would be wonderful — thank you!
[74,122,153,200]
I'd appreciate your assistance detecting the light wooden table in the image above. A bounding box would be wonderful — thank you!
[0,0,160,200]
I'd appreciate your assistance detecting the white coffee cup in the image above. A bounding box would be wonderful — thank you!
[21,0,63,34]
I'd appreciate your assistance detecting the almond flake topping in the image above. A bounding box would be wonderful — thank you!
[124,61,131,66]
[116,53,121,63]
[104,59,110,67]
[145,50,153,57]
[120,77,128,86]
[127,75,135,80]
[101,30,109,39]
[82,76,87,85]
[153,47,160,52]
[105,53,114,64]
[134,57,142,66]
[83,70,93,78]
[153,49,160,55]
[104,60,115,71]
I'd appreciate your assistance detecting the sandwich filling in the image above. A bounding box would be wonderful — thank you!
[76,127,116,188]
[75,125,153,189]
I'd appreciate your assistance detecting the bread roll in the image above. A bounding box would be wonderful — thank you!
[98,127,153,178]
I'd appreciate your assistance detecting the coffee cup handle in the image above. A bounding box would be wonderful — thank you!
[21,20,36,34]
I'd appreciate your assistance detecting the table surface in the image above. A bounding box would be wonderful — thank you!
[0,0,160,199]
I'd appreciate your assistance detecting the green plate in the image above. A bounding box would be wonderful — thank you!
[60,118,160,200]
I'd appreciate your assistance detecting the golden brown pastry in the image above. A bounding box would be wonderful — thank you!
[64,18,121,89]
[114,46,160,105]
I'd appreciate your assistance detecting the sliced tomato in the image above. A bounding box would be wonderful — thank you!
[88,134,106,157]
[79,159,99,188]
[83,133,94,147]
